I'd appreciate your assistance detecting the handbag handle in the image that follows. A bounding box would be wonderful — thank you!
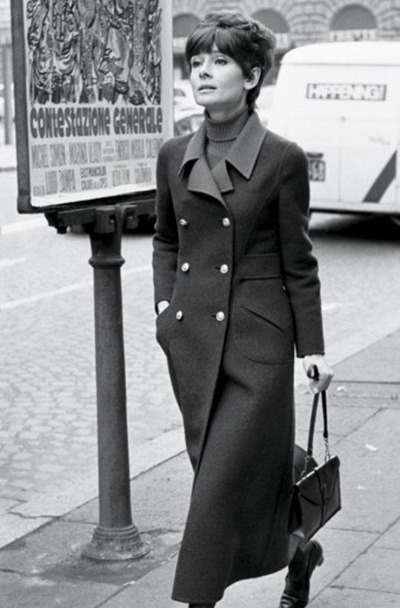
[307,390,329,459]
[302,366,331,475]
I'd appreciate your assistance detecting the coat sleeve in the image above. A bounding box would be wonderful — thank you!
[152,140,179,307]
[278,142,325,357]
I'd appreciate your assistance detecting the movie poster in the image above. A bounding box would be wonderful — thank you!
[17,0,173,208]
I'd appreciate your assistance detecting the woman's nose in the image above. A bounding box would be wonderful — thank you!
[199,60,211,78]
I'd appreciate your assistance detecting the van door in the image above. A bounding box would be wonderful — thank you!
[286,113,341,204]
[340,115,398,209]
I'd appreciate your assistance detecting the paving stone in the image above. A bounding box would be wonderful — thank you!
[334,331,400,384]
[0,570,116,608]
[0,498,21,511]
[0,513,51,548]
[334,546,400,594]
[0,518,180,590]
[309,587,400,607]
[327,409,400,533]
[101,528,375,608]
[99,558,178,607]
[376,520,400,550]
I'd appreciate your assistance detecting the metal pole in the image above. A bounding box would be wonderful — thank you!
[81,206,149,561]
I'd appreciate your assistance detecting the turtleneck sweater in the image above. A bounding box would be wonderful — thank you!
[204,106,250,170]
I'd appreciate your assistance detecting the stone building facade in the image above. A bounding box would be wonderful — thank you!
[173,0,400,78]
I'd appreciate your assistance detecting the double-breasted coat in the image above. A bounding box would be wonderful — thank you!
[152,111,325,604]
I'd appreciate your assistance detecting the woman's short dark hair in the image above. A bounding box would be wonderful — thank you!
[185,11,276,111]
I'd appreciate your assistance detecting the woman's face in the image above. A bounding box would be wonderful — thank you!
[189,44,254,119]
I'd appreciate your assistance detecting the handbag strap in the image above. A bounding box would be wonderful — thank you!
[307,390,329,457]
[305,365,331,466]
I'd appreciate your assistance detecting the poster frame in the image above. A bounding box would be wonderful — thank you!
[11,0,173,214]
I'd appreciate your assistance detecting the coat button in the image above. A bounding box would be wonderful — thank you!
[222,217,231,227]
[181,262,190,273]
[179,218,188,227]
[176,310,184,321]
[220,264,229,274]
[216,311,225,322]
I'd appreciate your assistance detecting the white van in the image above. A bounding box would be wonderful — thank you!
[268,42,400,222]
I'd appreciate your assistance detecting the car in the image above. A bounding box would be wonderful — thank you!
[174,80,203,136]
[174,106,203,136]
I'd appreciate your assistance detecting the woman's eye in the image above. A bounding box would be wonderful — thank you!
[191,59,202,69]
[215,57,227,65]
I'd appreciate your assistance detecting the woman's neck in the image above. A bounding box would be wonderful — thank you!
[206,101,248,123]
[205,106,249,143]
[204,106,250,170]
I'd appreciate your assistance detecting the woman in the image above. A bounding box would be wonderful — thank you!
[152,11,333,608]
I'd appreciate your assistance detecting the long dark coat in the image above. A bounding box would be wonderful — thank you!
[152,111,325,604]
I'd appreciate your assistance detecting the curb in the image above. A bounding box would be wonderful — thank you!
[0,216,47,234]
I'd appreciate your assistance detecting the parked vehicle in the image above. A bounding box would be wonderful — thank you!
[268,42,400,224]
[174,80,203,136]
[255,85,275,126]
[174,107,203,136]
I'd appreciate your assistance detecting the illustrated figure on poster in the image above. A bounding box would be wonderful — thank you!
[75,0,98,102]
[98,0,131,103]
[145,0,161,104]
[52,0,83,103]
[26,0,163,107]
[27,0,53,104]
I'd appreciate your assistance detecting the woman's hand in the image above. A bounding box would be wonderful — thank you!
[302,354,334,393]
[156,300,170,315]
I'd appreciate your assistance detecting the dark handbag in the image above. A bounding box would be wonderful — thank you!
[289,389,341,541]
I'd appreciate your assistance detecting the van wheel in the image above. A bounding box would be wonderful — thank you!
[390,215,400,228]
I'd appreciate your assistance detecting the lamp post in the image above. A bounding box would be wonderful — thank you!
[48,204,149,561]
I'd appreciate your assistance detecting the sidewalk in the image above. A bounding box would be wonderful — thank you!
[1,328,399,607]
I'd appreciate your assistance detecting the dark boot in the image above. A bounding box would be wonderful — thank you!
[279,540,324,608]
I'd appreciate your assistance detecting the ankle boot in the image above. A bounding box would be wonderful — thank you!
[279,540,324,608]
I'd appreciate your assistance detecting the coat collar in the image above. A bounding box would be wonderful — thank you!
[178,111,267,201]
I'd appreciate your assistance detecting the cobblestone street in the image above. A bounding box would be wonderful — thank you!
[0,226,182,544]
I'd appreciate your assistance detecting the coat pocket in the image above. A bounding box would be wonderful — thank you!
[155,304,174,354]
[233,278,294,364]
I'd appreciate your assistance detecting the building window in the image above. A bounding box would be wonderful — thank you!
[252,9,292,83]
[329,4,378,42]
[173,13,199,79]
[252,9,292,52]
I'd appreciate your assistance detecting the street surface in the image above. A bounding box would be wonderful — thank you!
[1,169,400,547]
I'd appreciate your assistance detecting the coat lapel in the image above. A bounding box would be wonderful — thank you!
[178,112,267,204]
[211,161,234,194]
[225,112,267,180]
[178,122,226,206]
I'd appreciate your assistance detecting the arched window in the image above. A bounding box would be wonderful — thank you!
[252,9,291,83]
[330,4,378,41]
[252,9,292,52]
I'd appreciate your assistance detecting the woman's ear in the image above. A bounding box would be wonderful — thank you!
[244,67,261,90]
